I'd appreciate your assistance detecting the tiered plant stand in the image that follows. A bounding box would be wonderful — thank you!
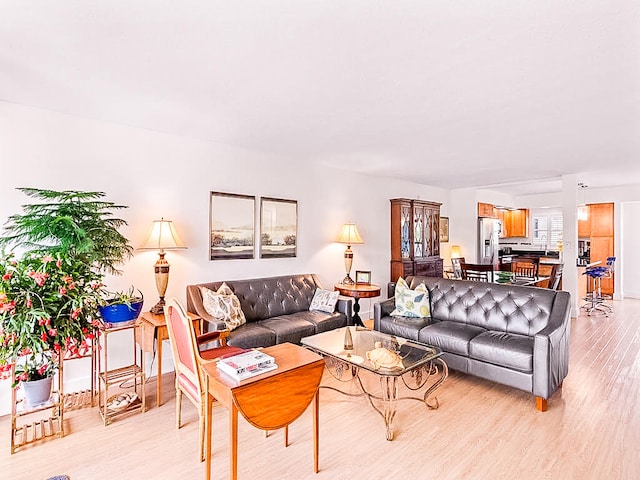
[10,356,63,454]
[96,320,146,425]
[10,349,97,454]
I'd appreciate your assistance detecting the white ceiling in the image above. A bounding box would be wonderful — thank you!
[2,1,639,194]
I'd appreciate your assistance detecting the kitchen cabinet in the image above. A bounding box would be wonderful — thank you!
[578,202,614,296]
[497,209,507,238]
[589,203,614,237]
[498,208,529,238]
[507,209,529,237]
[478,202,496,218]
[390,198,443,282]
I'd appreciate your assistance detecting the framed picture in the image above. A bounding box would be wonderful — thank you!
[355,270,371,285]
[440,217,449,243]
[260,197,297,258]
[209,192,255,260]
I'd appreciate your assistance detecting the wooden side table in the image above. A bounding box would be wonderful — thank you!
[136,311,201,407]
[201,343,325,480]
[334,283,381,327]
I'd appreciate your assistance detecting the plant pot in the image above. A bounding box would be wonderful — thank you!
[23,376,53,406]
[99,300,144,325]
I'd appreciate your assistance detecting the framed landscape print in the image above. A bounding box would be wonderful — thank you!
[260,197,297,258]
[210,192,255,260]
[440,216,449,242]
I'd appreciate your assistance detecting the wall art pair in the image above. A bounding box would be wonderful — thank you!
[209,192,297,260]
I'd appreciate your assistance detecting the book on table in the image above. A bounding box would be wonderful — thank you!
[216,349,278,380]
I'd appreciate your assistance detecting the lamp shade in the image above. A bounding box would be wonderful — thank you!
[139,218,187,251]
[336,223,364,245]
[451,245,462,258]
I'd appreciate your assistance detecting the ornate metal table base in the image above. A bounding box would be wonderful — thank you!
[322,355,448,440]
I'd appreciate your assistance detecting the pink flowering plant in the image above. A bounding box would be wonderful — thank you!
[0,250,106,386]
[0,188,133,387]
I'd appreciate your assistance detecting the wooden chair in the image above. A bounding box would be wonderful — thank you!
[511,257,540,279]
[547,263,564,290]
[164,298,244,462]
[451,257,465,279]
[460,261,494,282]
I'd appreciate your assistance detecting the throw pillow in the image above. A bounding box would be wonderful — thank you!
[390,277,430,318]
[200,283,246,331]
[309,288,339,313]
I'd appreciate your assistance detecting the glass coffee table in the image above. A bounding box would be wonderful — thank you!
[302,327,448,440]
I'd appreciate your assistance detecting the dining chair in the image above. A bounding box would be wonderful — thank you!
[547,263,564,290]
[451,257,465,279]
[460,261,494,282]
[164,298,244,462]
[511,257,540,279]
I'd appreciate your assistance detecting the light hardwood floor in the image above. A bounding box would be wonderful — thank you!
[2,299,640,480]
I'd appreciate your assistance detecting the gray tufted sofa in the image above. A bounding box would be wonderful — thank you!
[186,273,352,349]
[374,276,570,411]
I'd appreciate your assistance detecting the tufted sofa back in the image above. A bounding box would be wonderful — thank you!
[187,273,322,322]
[406,276,560,336]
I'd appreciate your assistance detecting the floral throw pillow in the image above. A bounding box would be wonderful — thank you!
[390,277,431,318]
[309,288,339,313]
[200,283,246,331]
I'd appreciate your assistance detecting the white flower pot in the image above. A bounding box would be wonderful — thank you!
[23,376,53,406]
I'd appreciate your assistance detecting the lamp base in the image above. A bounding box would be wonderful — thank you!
[341,274,355,285]
[150,298,166,315]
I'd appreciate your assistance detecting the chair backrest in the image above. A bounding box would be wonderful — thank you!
[511,257,540,279]
[165,298,204,399]
[460,261,494,282]
[451,257,465,279]
[547,263,564,290]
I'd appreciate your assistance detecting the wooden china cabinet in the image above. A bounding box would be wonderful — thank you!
[390,198,443,282]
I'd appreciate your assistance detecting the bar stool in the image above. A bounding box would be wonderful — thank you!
[582,266,611,316]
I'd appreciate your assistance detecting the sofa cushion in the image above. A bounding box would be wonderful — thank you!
[200,284,246,331]
[469,331,534,373]
[377,315,430,341]
[258,313,317,345]
[418,321,486,356]
[309,288,339,313]
[227,322,277,349]
[391,277,431,318]
[303,310,346,334]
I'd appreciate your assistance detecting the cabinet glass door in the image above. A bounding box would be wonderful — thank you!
[401,204,411,259]
[414,207,423,258]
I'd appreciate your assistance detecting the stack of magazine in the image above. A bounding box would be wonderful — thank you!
[216,349,278,381]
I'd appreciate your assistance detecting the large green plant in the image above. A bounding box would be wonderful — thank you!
[0,188,133,384]
[0,188,132,274]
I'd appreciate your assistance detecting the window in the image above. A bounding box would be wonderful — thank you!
[532,213,563,250]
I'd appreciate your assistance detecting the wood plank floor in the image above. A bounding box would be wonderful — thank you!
[2,299,640,480]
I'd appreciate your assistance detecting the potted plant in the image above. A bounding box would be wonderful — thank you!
[99,287,144,326]
[0,188,133,396]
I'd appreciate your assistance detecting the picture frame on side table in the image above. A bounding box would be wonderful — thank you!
[210,192,255,260]
[260,197,297,258]
[440,217,449,242]
[355,270,371,285]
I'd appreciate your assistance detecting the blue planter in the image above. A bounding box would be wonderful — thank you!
[98,300,144,324]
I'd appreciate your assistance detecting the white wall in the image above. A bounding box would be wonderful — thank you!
[0,102,449,414]
[622,202,640,298]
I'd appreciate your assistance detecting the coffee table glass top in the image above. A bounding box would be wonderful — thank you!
[301,327,442,376]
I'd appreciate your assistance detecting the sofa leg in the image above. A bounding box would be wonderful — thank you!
[536,396,548,412]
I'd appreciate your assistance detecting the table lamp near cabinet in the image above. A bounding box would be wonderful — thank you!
[336,223,364,285]
[139,218,187,314]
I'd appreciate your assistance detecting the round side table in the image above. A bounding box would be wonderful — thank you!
[334,283,381,327]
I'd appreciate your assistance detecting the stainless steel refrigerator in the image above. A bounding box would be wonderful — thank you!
[478,218,501,266]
